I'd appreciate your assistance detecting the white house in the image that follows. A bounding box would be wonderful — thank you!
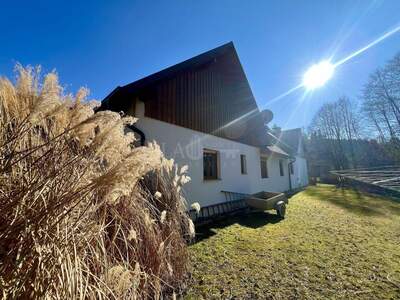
[101,42,308,213]
[271,128,309,190]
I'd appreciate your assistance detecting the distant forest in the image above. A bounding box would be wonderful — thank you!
[306,51,400,177]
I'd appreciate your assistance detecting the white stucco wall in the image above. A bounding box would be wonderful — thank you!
[134,101,291,207]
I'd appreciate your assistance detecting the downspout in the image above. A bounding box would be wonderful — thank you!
[288,157,296,191]
[128,124,146,146]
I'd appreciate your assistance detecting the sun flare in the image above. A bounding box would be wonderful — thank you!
[303,61,335,90]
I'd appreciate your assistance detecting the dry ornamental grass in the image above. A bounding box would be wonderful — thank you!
[0,65,193,299]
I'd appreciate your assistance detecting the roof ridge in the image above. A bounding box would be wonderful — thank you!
[119,41,235,95]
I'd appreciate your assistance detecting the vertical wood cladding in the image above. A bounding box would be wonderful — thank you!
[142,51,264,145]
[101,43,269,147]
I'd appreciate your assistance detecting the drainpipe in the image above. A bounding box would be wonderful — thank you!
[288,157,296,191]
[117,111,146,147]
[128,124,145,146]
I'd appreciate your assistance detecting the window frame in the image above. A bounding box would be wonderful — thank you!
[260,156,268,178]
[203,149,220,180]
[279,159,285,176]
[240,154,247,174]
[289,163,294,175]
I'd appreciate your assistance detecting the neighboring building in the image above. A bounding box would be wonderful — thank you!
[273,128,309,189]
[100,42,308,209]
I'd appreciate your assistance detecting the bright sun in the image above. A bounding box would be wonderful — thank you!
[303,61,335,90]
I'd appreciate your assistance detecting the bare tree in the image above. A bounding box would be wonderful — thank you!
[308,94,362,170]
[338,97,359,167]
[307,51,400,174]
[362,52,400,140]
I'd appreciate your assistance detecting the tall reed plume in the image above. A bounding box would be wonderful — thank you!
[0,65,193,299]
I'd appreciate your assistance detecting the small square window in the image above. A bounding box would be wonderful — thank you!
[203,149,219,180]
[240,154,247,174]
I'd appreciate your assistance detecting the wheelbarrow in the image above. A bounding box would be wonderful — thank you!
[245,191,288,218]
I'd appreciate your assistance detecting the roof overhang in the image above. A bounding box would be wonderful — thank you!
[260,145,291,158]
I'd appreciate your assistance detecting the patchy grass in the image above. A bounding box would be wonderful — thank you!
[186,184,400,299]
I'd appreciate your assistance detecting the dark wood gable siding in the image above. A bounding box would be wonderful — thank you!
[101,43,269,147]
[139,50,264,145]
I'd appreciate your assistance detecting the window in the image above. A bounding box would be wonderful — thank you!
[289,163,294,175]
[203,149,219,180]
[240,154,247,174]
[279,159,284,176]
[260,157,268,178]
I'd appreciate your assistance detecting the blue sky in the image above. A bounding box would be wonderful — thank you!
[1,0,400,129]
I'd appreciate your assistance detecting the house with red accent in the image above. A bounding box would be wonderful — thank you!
[100,42,308,212]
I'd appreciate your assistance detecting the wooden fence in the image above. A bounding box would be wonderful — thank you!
[331,166,400,200]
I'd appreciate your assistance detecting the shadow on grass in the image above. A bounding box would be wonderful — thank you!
[304,185,400,217]
[194,211,282,243]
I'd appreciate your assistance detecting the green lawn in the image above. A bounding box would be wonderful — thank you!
[186,184,400,299]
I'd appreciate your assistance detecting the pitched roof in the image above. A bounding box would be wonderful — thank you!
[280,128,302,153]
[102,42,289,156]
[266,145,290,157]
[103,42,236,105]
[263,132,291,156]
[267,128,303,157]
[101,42,274,148]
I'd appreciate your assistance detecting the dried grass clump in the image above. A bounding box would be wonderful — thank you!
[0,65,192,299]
